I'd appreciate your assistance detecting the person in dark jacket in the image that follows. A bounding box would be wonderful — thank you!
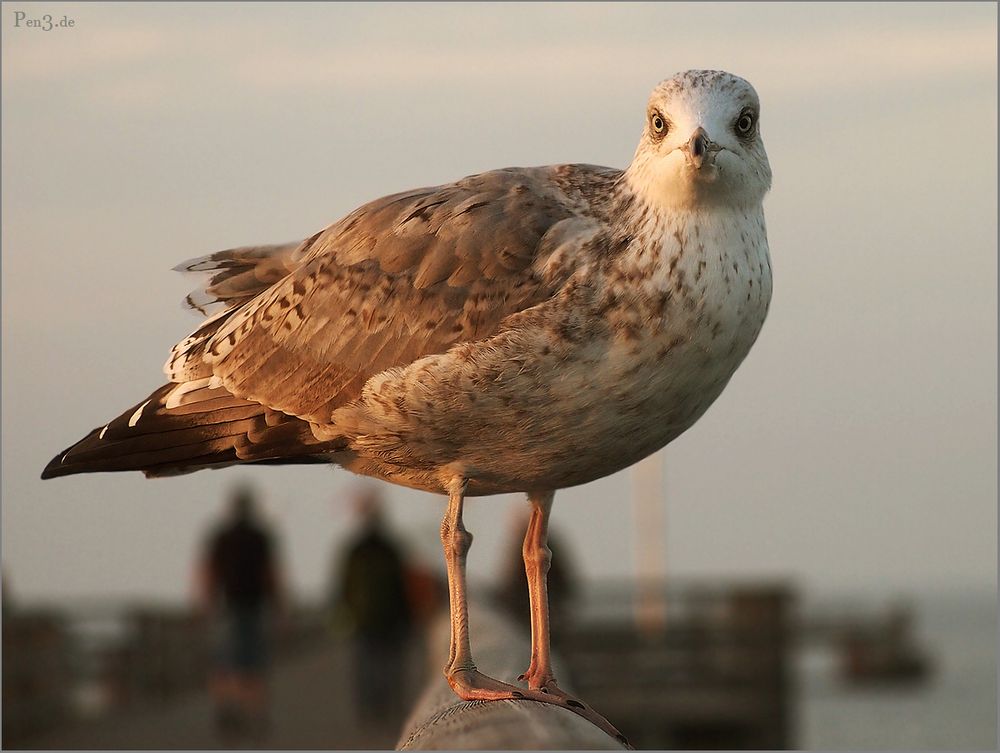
[331,487,414,725]
[198,485,284,738]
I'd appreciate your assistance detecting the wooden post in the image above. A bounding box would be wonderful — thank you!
[397,605,628,750]
[632,453,667,636]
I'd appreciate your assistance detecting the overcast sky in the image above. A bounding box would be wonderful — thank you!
[2,2,996,605]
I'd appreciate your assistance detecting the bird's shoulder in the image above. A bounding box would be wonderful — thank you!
[304,163,623,271]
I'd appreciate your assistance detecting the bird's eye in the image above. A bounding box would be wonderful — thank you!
[650,113,667,135]
[736,111,755,137]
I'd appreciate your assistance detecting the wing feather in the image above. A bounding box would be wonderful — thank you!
[174,241,305,316]
[167,165,618,425]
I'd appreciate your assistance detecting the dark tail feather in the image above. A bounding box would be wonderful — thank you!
[41,382,342,480]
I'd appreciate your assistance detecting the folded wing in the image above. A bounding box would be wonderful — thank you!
[168,166,594,425]
[43,165,612,478]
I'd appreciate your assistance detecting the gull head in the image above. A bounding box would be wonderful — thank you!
[627,70,772,210]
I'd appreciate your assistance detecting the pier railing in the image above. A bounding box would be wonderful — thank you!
[560,581,794,749]
[9,580,929,749]
[1,600,330,746]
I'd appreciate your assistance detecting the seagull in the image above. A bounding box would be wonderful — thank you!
[42,70,772,743]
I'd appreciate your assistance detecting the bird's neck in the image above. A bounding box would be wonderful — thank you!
[612,170,764,243]
[622,153,764,215]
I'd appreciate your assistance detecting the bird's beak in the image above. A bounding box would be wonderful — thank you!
[682,127,720,170]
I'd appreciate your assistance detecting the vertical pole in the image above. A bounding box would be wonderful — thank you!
[632,451,667,636]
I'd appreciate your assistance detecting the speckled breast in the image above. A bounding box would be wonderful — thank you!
[464,208,770,493]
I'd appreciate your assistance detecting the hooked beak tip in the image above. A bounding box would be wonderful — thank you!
[691,127,709,158]
[684,127,717,170]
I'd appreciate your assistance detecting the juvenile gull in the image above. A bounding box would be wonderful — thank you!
[43,69,773,742]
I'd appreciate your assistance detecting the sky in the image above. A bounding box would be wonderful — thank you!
[2,2,996,606]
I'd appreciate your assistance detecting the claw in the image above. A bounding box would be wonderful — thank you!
[519,677,629,746]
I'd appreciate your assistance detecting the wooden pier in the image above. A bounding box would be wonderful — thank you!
[3,580,933,749]
[558,581,794,749]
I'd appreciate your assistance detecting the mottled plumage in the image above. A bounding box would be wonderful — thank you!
[43,159,769,486]
[42,70,773,742]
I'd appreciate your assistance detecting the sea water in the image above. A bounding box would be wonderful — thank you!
[799,591,997,750]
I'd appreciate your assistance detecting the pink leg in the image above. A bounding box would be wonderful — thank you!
[516,490,630,745]
[518,490,556,690]
[440,477,532,699]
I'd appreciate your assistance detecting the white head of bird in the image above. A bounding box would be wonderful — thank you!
[626,70,772,212]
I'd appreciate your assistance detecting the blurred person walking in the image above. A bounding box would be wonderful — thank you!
[330,486,414,727]
[197,485,285,741]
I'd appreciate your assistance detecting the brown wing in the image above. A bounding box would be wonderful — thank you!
[167,165,612,425]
